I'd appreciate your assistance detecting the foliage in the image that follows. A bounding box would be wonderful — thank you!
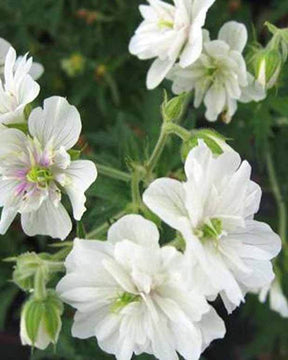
[0,0,288,360]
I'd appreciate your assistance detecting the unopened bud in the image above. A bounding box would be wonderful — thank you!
[161,91,187,122]
[255,49,282,89]
[20,291,63,350]
[12,252,48,292]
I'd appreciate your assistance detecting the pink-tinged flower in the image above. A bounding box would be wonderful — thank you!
[0,46,40,124]
[0,96,97,240]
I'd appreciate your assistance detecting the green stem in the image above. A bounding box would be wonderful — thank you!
[146,124,169,172]
[87,210,127,239]
[131,171,142,211]
[164,122,191,141]
[97,164,131,182]
[33,268,47,300]
[45,261,65,273]
[266,150,287,247]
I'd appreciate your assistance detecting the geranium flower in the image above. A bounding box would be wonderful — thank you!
[167,22,266,122]
[143,141,281,313]
[57,215,225,360]
[0,37,44,80]
[129,0,215,89]
[0,47,40,124]
[0,96,97,240]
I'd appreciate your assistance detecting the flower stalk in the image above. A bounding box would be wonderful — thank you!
[266,150,287,248]
[97,163,131,182]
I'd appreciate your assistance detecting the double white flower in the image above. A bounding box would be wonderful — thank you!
[0,96,97,240]
[0,38,44,80]
[167,21,266,122]
[0,45,40,125]
[57,215,225,360]
[129,0,215,89]
[143,141,281,313]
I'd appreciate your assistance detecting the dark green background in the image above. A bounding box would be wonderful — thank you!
[0,1,287,359]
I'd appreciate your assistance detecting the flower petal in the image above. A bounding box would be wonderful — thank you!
[21,199,72,240]
[107,214,160,247]
[218,21,248,53]
[28,96,82,150]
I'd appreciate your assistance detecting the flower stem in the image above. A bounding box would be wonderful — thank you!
[33,267,47,300]
[97,164,131,182]
[131,170,142,212]
[164,122,191,141]
[266,150,287,248]
[87,210,127,239]
[146,125,169,173]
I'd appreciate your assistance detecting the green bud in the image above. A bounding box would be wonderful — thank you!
[20,291,63,350]
[161,91,188,122]
[181,129,230,160]
[265,22,288,62]
[12,252,48,292]
[253,48,282,89]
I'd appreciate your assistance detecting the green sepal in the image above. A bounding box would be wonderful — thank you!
[68,149,81,161]
[5,122,29,134]
[77,221,86,238]
[161,91,188,122]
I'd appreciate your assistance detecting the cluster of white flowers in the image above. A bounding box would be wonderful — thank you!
[57,142,281,360]
[0,40,97,240]
[129,1,266,122]
[2,2,286,359]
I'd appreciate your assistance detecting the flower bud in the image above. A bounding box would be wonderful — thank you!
[161,91,187,122]
[181,129,231,160]
[12,252,48,292]
[254,49,282,89]
[20,291,63,350]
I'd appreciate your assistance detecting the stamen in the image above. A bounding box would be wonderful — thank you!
[158,19,174,29]
[26,166,53,188]
[110,292,140,313]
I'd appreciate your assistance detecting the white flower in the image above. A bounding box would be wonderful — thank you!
[129,0,215,90]
[0,47,40,125]
[167,21,266,122]
[57,215,225,360]
[258,279,288,318]
[143,141,281,313]
[0,38,44,80]
[0,96,97,240]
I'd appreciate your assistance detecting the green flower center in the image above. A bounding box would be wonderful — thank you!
[195,218,223,243]
[111,292,141,313]
[26,166,53,187]
[158,19,174,29]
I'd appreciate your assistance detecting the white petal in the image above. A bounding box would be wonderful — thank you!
[0,207,17,234]
[28,96,82,150]
[107,214,159,247]
[21,199,72,240]
[146,58,175,89]
[240,73,266,103]
[179,25,202,67]
[29,62,44,80]
[143,178,189,232]
[204,82,226,121]
[63,160,97,220]
[218,21,248,53]
[233,220,281,260]
[0,38,11,65]
[199,307,226,350]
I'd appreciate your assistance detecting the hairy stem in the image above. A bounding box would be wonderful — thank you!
[97,164,131,182]
[266,150,287,248]
[34,268,47,300]
[146,125,169,173]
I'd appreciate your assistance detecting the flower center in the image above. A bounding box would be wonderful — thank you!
[158,19,174,29]
[195,218,223,244]
[26,166,53,188]
[111,292,141,313]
